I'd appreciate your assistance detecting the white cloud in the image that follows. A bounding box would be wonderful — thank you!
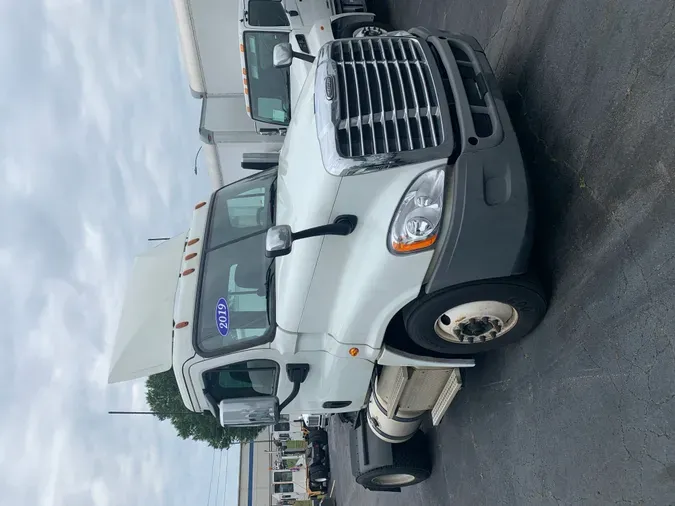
[0,1,219,505]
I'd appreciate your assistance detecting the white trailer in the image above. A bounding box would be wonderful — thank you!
[109,28,548,491]
[198,95,285,187]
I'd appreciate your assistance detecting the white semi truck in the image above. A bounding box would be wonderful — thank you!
[173,0,387,133]
[109,28,548,490]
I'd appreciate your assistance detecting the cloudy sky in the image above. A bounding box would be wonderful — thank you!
[0,0,241,504]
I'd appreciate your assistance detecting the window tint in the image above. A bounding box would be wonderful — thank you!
[244,31,291,126]
[274,471,293,483]
[248,0,289,27]
[195,170,276,355]
[274,484,294,493]
[197,234,268,352]
[274,422,290,432]
[207,182,269,249]
[203,360,278,402]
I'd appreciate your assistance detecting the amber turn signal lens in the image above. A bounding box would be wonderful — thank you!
[187,238,200,246]
[185,253,197,261]
[175,321,189,329]
[182,268,195,276]
[391,234,437,253]
[195,201,206,210]
[349,348,359,357]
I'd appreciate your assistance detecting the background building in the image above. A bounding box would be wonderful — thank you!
[238,429,273,506]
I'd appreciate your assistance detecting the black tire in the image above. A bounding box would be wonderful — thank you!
[355,431,431,489]
[339,21,393,39]
[308,480,324,493]
[403,274,548,355]
[309,463,329,483]
[338,412,359,426]
[308,429,328,445]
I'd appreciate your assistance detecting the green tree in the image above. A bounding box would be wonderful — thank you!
[145,370,263,449]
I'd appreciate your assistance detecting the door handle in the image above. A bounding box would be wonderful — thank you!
[287,10,299,16]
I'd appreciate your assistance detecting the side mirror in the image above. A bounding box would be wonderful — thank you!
[273,43,294,69]
[266,225,293,258]
[266,216,359,258]
[219,396,279,427]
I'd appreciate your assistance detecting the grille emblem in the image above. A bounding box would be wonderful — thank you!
[324,76,335,101]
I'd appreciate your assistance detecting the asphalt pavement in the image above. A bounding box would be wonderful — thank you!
[328,0,675,504]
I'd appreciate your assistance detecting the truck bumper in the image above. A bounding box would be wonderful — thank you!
[408,28,533,293]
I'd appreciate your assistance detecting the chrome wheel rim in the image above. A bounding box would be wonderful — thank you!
[371,473,416,486]
[434,301,519,344]
[353,26,388,38]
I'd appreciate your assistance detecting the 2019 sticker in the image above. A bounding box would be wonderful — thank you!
[215,298,229,336]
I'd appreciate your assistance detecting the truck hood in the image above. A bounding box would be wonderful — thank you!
[289,22,336,113]
[275,62,342,332]
[289,60,312,112]
[108,233,187,383]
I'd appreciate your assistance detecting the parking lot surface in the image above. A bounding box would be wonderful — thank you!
[328,0,675,504]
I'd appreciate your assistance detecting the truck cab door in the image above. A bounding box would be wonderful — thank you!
[282,0,335,29]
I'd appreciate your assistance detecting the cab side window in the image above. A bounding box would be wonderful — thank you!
[203,360,278,403]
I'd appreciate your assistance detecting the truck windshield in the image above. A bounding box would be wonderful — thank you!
[243,31,291,126]
[248,0,289,27]
[194,169,277,355]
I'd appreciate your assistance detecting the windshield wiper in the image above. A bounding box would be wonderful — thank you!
[264,178,277,325]
[268,178,277,224]
[264,260,275,325]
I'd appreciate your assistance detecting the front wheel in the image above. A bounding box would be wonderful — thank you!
[402,274,548,354]
[340,21,392,39]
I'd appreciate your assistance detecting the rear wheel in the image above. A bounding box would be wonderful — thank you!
[338,412,359,426]
[403,274,547,354]
[307,429,328,445]
[355,431,431,489]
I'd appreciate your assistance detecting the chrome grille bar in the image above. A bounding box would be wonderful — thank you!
[332,37,443,158]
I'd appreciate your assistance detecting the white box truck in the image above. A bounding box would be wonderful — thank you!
[109,28,548,490]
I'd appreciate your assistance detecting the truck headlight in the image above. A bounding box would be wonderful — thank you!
[389,167,445,253]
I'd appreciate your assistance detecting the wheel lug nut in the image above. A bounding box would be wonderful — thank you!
[440,314,451,326]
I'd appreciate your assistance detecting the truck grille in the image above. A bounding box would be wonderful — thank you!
[329,37,443,157]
